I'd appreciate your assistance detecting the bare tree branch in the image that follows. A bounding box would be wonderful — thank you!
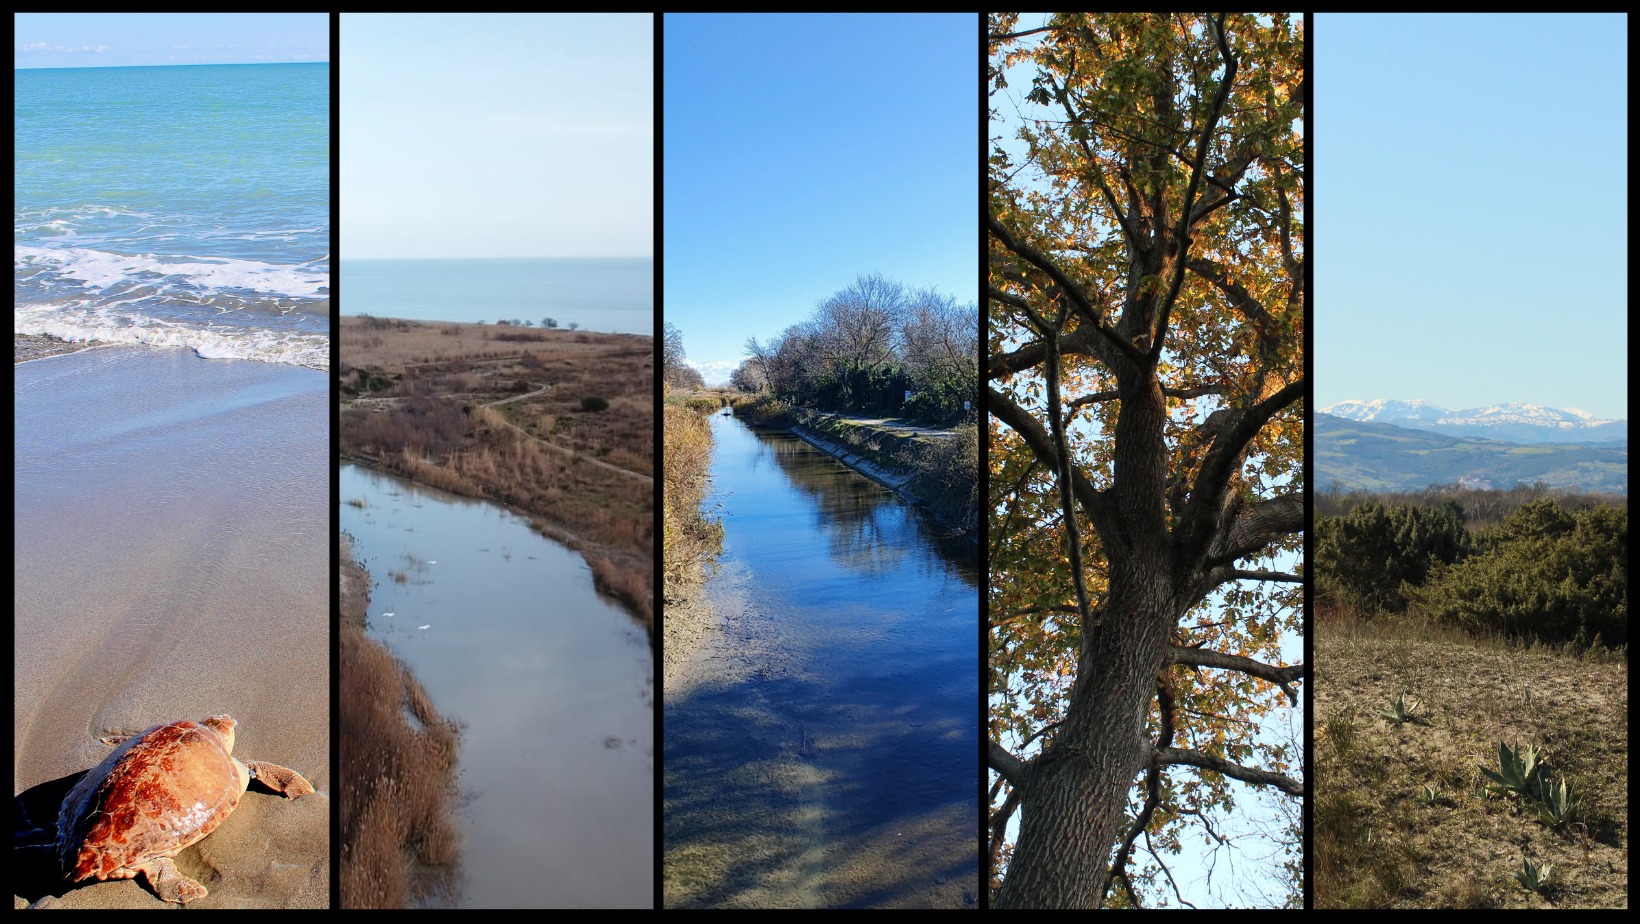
[1147,829,1199,909]
[1154,746,1302,797]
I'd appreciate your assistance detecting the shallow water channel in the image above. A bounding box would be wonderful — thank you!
[664,414,980,908]
[340,465,653,909]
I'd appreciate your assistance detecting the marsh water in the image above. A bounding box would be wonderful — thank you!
[340,465,652,909]
[664,413,980,908]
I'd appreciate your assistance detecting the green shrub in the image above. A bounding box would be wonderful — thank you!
[1412,503,1626,647]
[1316,502,1471,613]
[581,395,609,412]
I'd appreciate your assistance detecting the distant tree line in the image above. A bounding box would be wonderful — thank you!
[731,273,977,425]
[1316,480,1626,528]
[1318,491,1627,649]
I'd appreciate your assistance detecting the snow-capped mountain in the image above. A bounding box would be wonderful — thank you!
[1320,400,1627,445]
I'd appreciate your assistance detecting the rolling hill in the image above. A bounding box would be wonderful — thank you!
[1315,413,1628,495]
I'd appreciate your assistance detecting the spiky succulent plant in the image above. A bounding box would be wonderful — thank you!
[1480,741,1544,799]
[1514,856,1553,893]
[1379,689,1429,726]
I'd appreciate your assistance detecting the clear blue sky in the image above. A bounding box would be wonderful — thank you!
[664,13,979,386]
[13,13,327,68]
[1317,13,1628,420]
[340,13,651,259]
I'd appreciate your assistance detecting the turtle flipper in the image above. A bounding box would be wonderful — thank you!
[244,761,315,799]
[134,856,208,904]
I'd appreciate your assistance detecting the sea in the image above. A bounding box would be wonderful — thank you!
[14,63,330,370]
[341,257,653,336]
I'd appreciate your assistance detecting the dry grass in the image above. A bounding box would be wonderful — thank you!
[1313,604,1628,909]
[339,315,654,632]
[338,535,463,909]
[662,399,722,604]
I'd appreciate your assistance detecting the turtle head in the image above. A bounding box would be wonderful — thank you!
[202,714,238,752]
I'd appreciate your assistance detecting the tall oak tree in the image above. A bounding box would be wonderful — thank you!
[987,13,1305,908]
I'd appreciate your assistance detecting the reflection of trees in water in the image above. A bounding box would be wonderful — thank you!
[755,430,960,580]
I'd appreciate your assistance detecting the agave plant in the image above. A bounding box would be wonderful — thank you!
[1419,783,1442,806]
[1480,741,1544,799]
[1534,777,1579,827]
[1514,856,1553,893]
[1379,689,1429,726]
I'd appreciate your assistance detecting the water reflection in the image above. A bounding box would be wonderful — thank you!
[664,415,979,908]
[342,465,653,909]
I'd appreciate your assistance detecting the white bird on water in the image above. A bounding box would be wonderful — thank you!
[383,612,395,618]
[418,624,431,630]
[427,560,437,565]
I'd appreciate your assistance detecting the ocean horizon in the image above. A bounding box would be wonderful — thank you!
[14,62,330,369]
[340,256,653,336]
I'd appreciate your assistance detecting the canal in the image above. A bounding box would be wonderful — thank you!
[664,413,980,908]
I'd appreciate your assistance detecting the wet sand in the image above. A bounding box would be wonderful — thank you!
[662,574,722,699]
[14,333,104,364]
[13,346,329,909]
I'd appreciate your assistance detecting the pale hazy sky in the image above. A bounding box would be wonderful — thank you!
[13,13,328,68]
[340,13,651,259]
[1317,13,1628,420]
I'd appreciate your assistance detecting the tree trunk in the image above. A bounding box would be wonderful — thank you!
[994,565,1176,909]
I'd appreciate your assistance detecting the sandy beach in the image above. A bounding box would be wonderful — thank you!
[13,345,330,909]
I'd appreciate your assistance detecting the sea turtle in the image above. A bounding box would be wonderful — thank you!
[53,714,314,904]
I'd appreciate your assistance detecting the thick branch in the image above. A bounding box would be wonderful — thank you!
[1222,568,1303,584]
[1214,491,1304,566]
[1154,746,1302,797]
[1044,306,1101,649]
[1180,378,1305,557]
[992,604,1081,630]
[988,214,1145,367]
[1166,645,1306,689]
[989,738,1028,789]
[1068,383,1220,409]
[988,784,1022,892]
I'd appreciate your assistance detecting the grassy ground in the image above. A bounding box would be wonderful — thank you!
[339,316,653,629]
[1313,606,1627,909]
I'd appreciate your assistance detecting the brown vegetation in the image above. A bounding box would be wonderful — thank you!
[1314,601,1627,909]
[662,397,722,603]
[338,315,654,629]
[338,535,462,909]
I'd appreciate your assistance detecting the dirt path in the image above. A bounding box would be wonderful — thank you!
[821,413,960,438]
[481,385,652,486]
[343,382,651,486]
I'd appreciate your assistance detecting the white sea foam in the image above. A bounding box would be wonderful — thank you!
[16,245,328,300]
[15,302,328,371]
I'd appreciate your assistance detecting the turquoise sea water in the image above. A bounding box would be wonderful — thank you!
[14,63,330,369]
[341,257,653,336]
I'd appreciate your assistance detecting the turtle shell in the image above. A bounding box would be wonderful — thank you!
[56,719,245,883]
